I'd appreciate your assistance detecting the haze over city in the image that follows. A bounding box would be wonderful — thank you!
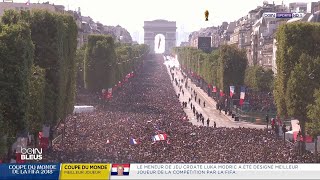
[1,0,320,171]
[9,0,316,43]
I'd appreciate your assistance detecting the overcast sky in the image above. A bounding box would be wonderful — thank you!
[14,0,313,39]
[18,0,312,31]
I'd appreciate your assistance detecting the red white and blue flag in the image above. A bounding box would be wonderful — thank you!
[111,164,130,176]
[239,86,246,106]
[152,133,167,141]
[130,138,139,145]
[230,86,235,97]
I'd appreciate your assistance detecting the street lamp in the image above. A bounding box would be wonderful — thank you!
[282,124,287,144]
[297,131,301,155]
[266,91,272,130]
[266,114,269,130]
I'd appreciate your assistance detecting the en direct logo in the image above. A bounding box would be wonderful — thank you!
[20,148,43,161]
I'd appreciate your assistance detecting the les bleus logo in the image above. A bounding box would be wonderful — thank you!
[20,148,43,161]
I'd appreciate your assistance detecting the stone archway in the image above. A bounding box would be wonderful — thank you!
[143,20,177,54]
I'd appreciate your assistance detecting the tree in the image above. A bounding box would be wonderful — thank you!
[76,45,87,90]
[307,89,320,162]
[218,45,247,93]
[29,11,78,128]
[285,54,320,152]
[245,66,274,92]
[0,22,34,155]
[1,10,79,143]
[84,35,117,92]
[115,44,133,82]
[209,50,220,86]
[62,15,78,116]
[25,65,46,146]
[274,22,320,117]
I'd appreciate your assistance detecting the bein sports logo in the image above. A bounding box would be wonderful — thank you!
[20,148,43,161]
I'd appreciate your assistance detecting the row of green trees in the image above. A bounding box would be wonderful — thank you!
[274,22,320,153]
[77,35,149,92]
[172,45,274,94]
[173,22,320,156]
[0,10,78,159]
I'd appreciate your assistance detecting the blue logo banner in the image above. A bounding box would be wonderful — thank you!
[0,163,61,180]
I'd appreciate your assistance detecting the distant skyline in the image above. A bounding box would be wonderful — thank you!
[8,0,314,43]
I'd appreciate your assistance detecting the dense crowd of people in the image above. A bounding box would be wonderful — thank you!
[44,55,317,163]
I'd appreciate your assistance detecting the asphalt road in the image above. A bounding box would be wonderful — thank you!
[165,56,265,129]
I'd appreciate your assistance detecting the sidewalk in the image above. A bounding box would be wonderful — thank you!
[165,58,265,129]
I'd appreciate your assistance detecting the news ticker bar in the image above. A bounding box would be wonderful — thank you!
[0,163,320,180]
[263,12,304,18]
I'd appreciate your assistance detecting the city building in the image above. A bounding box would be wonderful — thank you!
[0,1,60,16]
[0,1,88,48]
[66,9,83,49]
[223,22,236,45]
[81,16,94,45]
[250,2,288,66]
[310,1,320,13]
[180,42,189,47]
[289,2,308,13]
[211,22,228,48]
[271,11,320,74]
[132,31,140,43]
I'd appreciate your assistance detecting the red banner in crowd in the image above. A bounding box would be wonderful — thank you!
[40,137,49,150]
[15,153,25,163]
[118,81,122,88]
[220,90,224,97]
[293,132,313,143]
[212,86,217,93]
[107,88,113,99]
[38,132,42,140]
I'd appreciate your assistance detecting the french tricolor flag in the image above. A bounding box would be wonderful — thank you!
[230,86,235,97]
[239,86,246,106]
[152,133,167,141]
[111,164,130,176]
[130,138,139,145]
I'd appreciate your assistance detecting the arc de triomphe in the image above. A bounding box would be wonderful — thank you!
[143,20,177,54]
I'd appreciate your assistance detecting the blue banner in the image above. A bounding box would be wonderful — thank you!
[0,163,61,180]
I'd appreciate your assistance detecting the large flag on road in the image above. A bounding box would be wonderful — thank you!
[239,86,246,106]
[230,86,235,97]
